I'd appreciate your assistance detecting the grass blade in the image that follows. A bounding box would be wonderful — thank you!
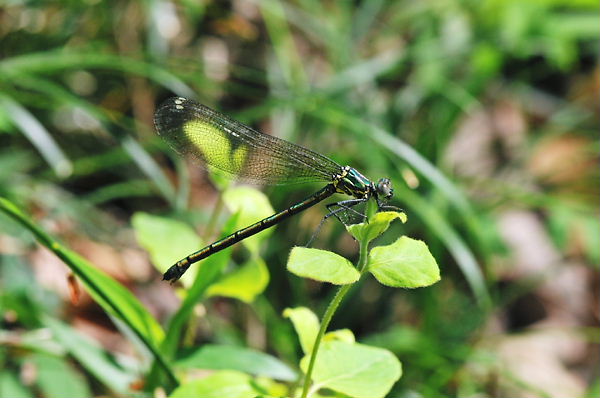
[0,94,72,178]
[0,197,178,388]
[0,50,196,98]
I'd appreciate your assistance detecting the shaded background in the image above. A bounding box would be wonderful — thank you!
[0,0,598,397]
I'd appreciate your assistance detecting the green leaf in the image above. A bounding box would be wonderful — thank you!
[222,187,275,255]
[0,372,32,398]
[391,184,489,306]
[300,341,401,398]
[324,328,355,344]
[252,377,289,398]
[169,370,258,398]
[0,197,175,387]
[175,344,296,381]
[70,254,166,343]
[283,307,319,354]
[583,215,600,266]
[207,168,232,191]
[368,236,440,288]
[207,257,270,303]
[32,353,91,398]
[287,247,359,285]
[132,212,201,287]
[43,317,134,393]
[347,211,406,244]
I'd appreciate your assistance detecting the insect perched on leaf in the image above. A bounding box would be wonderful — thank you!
[154,97,397,283]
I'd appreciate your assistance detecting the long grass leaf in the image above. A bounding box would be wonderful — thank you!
[0,95,72,178]
[43,316,136,393]
[11,75,177,205]
[259,0,306,88]
[0,50,195,98]
[393,185,491,307]
[0,197,178,387]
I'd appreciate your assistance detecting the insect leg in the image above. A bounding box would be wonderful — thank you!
[306,198,366,247]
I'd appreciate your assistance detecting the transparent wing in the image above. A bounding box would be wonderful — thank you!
[154,97,342,185]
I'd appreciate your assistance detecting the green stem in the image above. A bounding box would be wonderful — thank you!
[300,238,370,398]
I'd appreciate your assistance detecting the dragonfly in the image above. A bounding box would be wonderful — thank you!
[154,97,396,283]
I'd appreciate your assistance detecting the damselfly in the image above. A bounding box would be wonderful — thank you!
[154,97,395,283]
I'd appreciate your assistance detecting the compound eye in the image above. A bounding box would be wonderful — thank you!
[377,178,393,198]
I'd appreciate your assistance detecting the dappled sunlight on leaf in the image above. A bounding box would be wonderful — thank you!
[283,307,320,355]
[347,211,407,244]
[300,341,402,398]
[368,236,440,288]
[206,257,269,302]
[287,247,359,285]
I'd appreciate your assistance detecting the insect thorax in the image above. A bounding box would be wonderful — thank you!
[333,166,373,199]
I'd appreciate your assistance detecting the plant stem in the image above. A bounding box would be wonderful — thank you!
[300,238,370,398]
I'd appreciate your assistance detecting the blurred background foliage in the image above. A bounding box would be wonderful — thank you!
[0,0,598,397]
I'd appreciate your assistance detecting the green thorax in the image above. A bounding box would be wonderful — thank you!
[333,166,373,199]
